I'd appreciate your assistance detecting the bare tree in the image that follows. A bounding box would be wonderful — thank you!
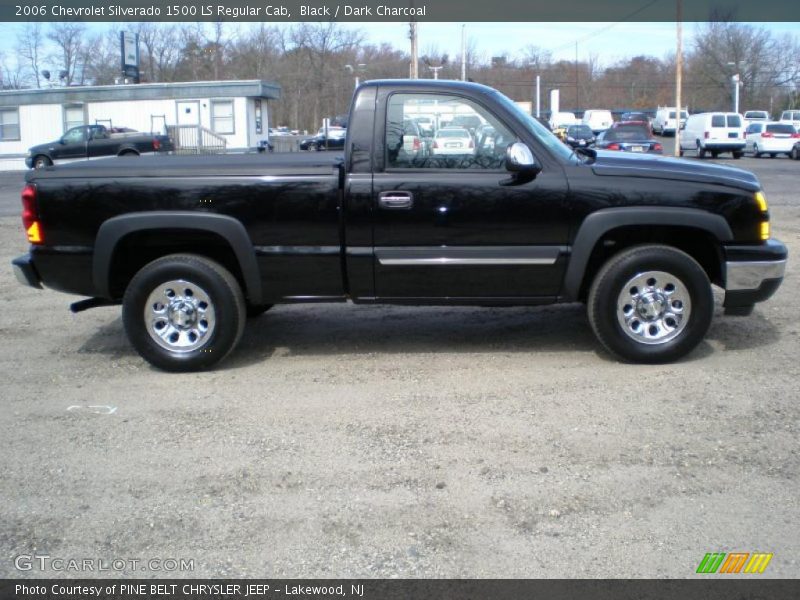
[687,22,800,111]
[47,22,89,86]
[1,51,25,89]
[16,23,44,88]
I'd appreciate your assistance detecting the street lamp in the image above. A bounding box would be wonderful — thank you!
[344,63,367,88]
[727,62,742,113]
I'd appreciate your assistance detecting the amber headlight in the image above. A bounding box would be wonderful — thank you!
[755,191,770,240]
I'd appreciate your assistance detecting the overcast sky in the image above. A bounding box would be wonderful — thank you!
[2,21,798,72]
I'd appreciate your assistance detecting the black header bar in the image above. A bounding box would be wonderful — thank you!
[1,0,799,22]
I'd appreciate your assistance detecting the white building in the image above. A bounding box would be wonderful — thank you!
[0,79,281,170]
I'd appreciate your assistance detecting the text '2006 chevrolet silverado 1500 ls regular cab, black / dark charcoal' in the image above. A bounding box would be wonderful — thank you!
[12,80,788,371]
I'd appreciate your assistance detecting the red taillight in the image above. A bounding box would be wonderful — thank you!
[153,138,161,150]
[792,133,800,138]
[606,143,620,150]
[413,137,421,151]
[21,184,43,244]
[653,143,663,151]
[761,132,774,138]
[704,132,710,139]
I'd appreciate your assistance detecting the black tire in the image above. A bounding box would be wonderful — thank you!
[696,142,706,159]
[33,155,52,169]
[118,150,139,157]
[711,151,719,159]
[122,254,246,372]
[732,151,743,159]
[769,153,776,158]
[246,304,274,318]
[791,146,800,160]
[753,144,762,158]
[587,245,713,364]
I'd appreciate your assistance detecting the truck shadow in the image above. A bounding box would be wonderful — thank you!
[77,303,780,369]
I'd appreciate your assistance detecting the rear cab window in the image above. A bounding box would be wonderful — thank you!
[711,115,725,128]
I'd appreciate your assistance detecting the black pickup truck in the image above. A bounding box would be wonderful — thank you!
[12,80,787,371]
[26,124,174,169]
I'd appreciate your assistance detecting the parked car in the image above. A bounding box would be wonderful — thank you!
[450,115,484,135]
[550,111,578,136]
[299,127,347,151]
[25,124,173,169]
[563,124,596,148]
[413,116,435,136]
[582,109,614,134]
[12,79,786,371]
[595,126,663,154]
[618,112,653,135]
[743,110,771,126]
[778,110,800,129]
[679,112,745,159]
[744,122,800,158]
[399,119,428,160]
[431,126,474,155]
[653,106,689,136]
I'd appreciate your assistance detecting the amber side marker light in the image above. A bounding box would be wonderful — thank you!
[21,184,43,244]
[755,191,769,241]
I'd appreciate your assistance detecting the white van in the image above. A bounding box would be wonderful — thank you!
[549,111,577,130]
[679,112,745,158]
[653,106,688,135]
[779,110,800,129]
[582,110,613,134]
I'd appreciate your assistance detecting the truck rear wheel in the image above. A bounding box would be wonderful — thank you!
[587,245,713,363]
[122,254,246,372]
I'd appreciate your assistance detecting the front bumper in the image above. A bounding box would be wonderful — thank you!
[723,239,787,309]
[12,254,42,289]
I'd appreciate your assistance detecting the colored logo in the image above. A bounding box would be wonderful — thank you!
[696,552,773,574]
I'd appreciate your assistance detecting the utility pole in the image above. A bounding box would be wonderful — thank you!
[409,21,418,79]
[575,41,579,110]
[461,24,466,81]
[674,0,683,157]
[535,75,541,118]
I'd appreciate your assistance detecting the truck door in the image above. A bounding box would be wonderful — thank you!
[87,127,117,159]
[371,91,569,301]
[56,126,89,162]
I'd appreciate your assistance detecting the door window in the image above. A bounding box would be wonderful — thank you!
[386,93,515,170]
[62,127,86,144]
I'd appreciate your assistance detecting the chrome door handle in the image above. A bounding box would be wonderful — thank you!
[378,191,413,209]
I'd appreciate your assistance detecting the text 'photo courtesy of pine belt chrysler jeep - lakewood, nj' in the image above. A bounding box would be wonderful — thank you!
[12,80,788,372]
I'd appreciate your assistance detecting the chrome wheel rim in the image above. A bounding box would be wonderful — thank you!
[144,279,215,353]
[616,270,691,345]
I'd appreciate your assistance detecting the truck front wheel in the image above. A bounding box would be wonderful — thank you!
[587,245,713,363]
[122,254,246,372]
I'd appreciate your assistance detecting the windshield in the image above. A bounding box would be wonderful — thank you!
[568,125,593,136]
[605,127,650,141]
[766,124,796,134]
[438,128,469,138]
[488,89,575,161]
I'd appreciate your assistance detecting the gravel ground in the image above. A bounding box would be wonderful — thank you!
[0,153,798,579]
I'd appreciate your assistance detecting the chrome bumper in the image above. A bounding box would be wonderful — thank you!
[725,259,786,291]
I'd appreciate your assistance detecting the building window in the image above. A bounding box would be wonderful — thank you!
[1,108,20,141]
[64,105,85,132]
[211,100,234,135]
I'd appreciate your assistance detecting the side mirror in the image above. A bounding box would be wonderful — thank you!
[59,137,66,144]
[502,142,540,185]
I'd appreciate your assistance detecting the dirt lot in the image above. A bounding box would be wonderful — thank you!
[0,154,798,579]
